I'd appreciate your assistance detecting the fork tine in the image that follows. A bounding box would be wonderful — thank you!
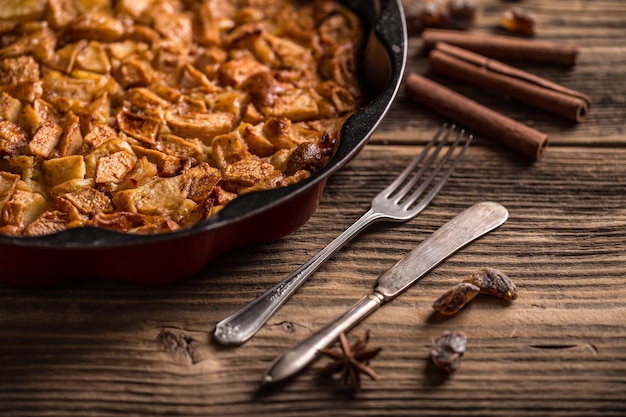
[389,124,454,204]
[402,127,473,211]
[380,123,450,199]
[400,126,464,207]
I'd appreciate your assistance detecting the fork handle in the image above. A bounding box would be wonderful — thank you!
[213,208,386,345]
[263,202,509,384]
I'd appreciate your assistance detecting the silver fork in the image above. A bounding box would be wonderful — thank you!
[214,124,472,345]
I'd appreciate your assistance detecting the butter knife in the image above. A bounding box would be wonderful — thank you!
[262,201,508,385]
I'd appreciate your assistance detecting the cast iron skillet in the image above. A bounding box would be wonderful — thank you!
[0,0,407,287]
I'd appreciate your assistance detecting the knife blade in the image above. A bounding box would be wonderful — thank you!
[262,201,508,385]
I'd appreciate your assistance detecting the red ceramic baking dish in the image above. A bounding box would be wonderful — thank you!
[0,0,407,287]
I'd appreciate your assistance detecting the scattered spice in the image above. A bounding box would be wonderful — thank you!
[430,330,467,372]
[432,282,481,316]
[432,267,518,315]
[501,7,540,36]
[405,0,477,34]
[428,42,590,123]
[421,28,579,66]
[318,330,382,391]
[464,267,518,301]
[405,72,549,160]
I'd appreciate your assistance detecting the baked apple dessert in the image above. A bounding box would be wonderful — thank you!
[0,0,364,236]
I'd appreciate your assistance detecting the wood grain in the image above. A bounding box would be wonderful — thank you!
[1,0,625,416]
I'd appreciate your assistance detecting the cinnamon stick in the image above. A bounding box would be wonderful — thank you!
[421,29,579,66]
[405,72,548,160]
[430,43,590,123]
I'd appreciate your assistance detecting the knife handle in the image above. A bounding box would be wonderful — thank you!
[262,202,508,385]
[262,292,384,385]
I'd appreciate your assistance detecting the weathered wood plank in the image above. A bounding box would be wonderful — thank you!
[0,144,625,416]
[1,0,625,415]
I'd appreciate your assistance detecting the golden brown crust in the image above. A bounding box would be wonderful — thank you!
[0,0,364,236]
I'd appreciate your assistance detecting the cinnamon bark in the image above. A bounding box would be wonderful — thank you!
[421,29,579,66]
[430,43,590,123]
[405,72,548,160]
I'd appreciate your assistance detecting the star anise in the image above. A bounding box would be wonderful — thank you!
[318,330,382,391]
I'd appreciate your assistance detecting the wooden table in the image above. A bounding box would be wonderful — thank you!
[1,1,625,416]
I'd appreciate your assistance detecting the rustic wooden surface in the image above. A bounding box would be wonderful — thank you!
[1,1,625,416]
